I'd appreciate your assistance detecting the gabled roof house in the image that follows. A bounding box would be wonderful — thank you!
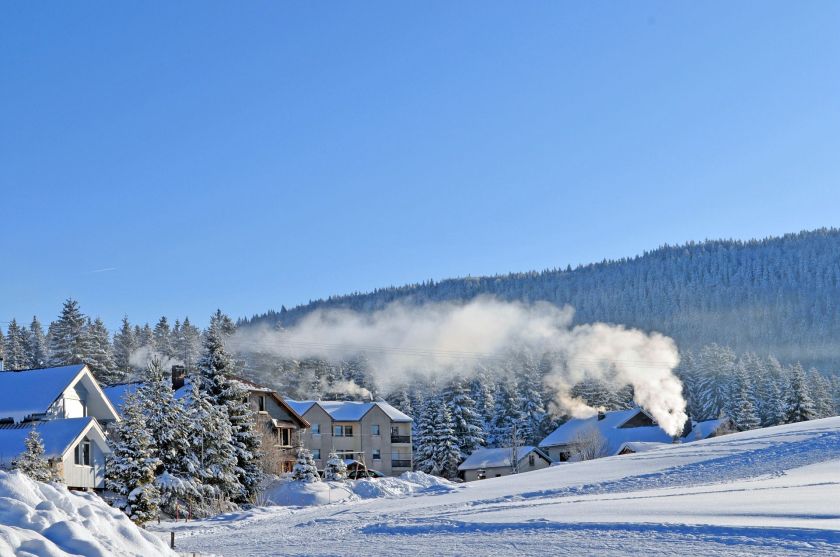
[0,365,120,489]
[458,446,552,481]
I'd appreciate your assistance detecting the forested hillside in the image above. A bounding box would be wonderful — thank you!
[242,228,840,372]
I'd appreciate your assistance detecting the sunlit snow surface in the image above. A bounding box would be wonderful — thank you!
[156,418,840,556]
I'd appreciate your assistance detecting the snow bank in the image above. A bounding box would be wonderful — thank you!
[263,480,357,507]
[0,471,176,557]
[263,472,456,507]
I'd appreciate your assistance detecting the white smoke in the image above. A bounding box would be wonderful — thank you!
[129,345,184,374]
[231,296,687,435]
[325,379,373,400]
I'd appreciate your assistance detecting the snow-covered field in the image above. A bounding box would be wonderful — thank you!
[157,418,840,556]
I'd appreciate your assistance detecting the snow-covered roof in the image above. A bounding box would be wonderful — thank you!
[689,418,733,440]
[101,382,141,416]
[0,417,98,464]
[617,441,670,454]
[0,365,87,423]
[458,446,548,471]
[286,400,412,422]
[539,408,679,456]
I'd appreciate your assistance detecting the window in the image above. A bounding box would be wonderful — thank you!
[281,428,290,446]
[312,449,321,460]
[334,425,353,437]
[75,440,91,466]
[528,454,535,467]
[371,424,380,436]
[372,449,381,460]
[311,424,320,435]
[257,395,266,412]
[337,450,355,460]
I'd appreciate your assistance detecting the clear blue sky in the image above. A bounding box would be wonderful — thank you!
[1,1,839,330]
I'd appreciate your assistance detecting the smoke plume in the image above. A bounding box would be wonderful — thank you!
[231,297,687,435]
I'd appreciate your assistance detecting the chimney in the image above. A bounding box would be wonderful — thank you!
[597,410,606,421]
[171,365,186,390]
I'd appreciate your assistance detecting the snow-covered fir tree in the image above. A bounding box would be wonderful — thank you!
[324,451,348,481]
[184,373,239,509]
[808,368,834,419]
[469,369,496,432]
[85,317,120,384]
[4,319,30,370]
[443,377,484,460]
[136,357,197,510]
[153,316,173,360]
[489,380,525,447]
[113,316,136,377]
[197,311,262,503]
[48,299,88,366]
[13,429,58,483]
[27,317,49,369]
[174,317,202,371]
[785,363,816,423]
[414,393,460,478]
[292,448,321,482]
[517,357,549,443]
[106,392,161,525]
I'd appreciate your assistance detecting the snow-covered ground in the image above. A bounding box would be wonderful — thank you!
[0,471,175,557]
[156,418,840,556]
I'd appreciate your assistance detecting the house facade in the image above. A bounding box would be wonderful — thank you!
[0,365,120,489]
[458,446,552,482]
[287,400,413,477]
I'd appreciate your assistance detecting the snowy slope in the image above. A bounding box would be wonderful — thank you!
[0,471,176,557]
[158,418,840,556]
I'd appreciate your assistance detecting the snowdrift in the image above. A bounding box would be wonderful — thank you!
[263,471,456,507]
[0,471,176,557]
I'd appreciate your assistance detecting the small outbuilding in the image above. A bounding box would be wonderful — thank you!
[458,446,552,482]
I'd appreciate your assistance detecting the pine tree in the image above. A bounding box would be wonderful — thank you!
[431,400,461,479]
[785,363,816,423]
[4,319,30,370]
[489,380,525,447]
[292,448,321,482]
[413,394,440,475]
[185,373,239,508]
[13,429,58,482]
[517,359,549,443]
[469,370,495,432]
[175,317,202,371]
[153,316,173,359]
[198,311,262,503]
[106,392,161,525]
[27,317,48,369]
[113,316,136,377]
[444,377,484,460]
[135,357,197,510]
[808,369,834,418]
[694,344,737,420]
[85,317,120,384]
[324,451,348,481]
[48,299,88,366]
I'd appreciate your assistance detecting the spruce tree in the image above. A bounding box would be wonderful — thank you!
[198,310,262,503]
[4,319,30,370]
[185,374,239,508]
[413,395,440,475]
[324,451,348,481]
[292,448,321,482]
[106,392,161,525]
[27,317,48,369]
[13,429,58,482]
[808,369,834,418]
[48,299,88,366]
[444,377,484,460]
[489,380,525,447]
[175,317,201,371]
[113,316,136,377]
[785,363,816,423]
[153,316,173,359]
[431,400,461,479]
[85,317,119,384]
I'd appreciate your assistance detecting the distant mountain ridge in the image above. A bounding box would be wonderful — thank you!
[241,228,840,371]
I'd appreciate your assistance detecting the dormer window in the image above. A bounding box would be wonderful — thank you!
[257,395,266,412]
[75,439,91,466]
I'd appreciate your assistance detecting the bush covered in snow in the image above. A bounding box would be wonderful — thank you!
[0,470,175,556]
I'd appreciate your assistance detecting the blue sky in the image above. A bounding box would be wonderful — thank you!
[1,1,839,329]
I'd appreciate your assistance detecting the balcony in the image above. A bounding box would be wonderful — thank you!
[391,459,412,468]
[390,435,411,444]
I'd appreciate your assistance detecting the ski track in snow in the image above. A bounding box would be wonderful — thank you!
[157,421,840,556]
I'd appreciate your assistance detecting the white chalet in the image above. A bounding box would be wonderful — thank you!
[0,364,120,489]
[458,446,552,482]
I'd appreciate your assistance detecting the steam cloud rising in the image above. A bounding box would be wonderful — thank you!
[231,297,687,435]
